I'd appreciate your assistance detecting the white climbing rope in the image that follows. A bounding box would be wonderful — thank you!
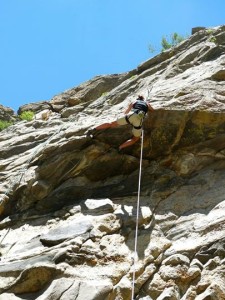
[131,129,144,300]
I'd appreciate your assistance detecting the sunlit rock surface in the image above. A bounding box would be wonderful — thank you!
[0,25,225,299]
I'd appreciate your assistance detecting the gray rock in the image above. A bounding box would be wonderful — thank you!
[61,105,85,118]
[157,286,180,300]
[0,104,16,122]
[74,281,113,300]
[36,278,77,300]
[83,198,114,214]
[192,26,206,34]
[17,101,50,114]
[40,218,93,246]
[0,254,54,275]
[7,265,57,295]
[0,294,22,300]
[190,258,204,270]
[38,279,113,300]
[162,254,190,266]
[1,25,225,300]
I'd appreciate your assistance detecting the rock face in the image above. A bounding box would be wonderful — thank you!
[0,104,16,122]
[0,25,225,299]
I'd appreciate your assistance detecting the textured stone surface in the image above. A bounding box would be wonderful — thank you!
[0,104,17,122]
[0,25,225,299]
[40,217,93,246]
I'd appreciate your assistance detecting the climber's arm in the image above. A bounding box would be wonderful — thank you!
[124,102,133,114]
[147,102,154,112]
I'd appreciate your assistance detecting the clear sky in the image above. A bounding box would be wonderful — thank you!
[0,0,225,112]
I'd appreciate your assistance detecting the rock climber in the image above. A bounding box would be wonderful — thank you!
[92,95,154,150]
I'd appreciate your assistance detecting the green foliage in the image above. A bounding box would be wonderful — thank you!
[19,110,34,121]
[206,28,217,44]
[149,32,188,54]
[206,29,214,35]
[0,120,13,131]
[161,36,172,51]
[161,33,187,52]
[209,36,217,43]
[101,92,108,97]
[129,74,137,80]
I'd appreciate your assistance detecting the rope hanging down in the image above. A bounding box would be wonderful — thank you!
[131,129,144,300]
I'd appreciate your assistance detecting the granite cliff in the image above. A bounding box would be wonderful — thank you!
[0,25,225,300]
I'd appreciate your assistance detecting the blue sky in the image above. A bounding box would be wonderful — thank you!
[0,0,225,112]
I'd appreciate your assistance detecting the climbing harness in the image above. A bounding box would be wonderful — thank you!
[125,98,149,131]
[125,110,146,130]
[125,114,142,130]
[131,129,144,300]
